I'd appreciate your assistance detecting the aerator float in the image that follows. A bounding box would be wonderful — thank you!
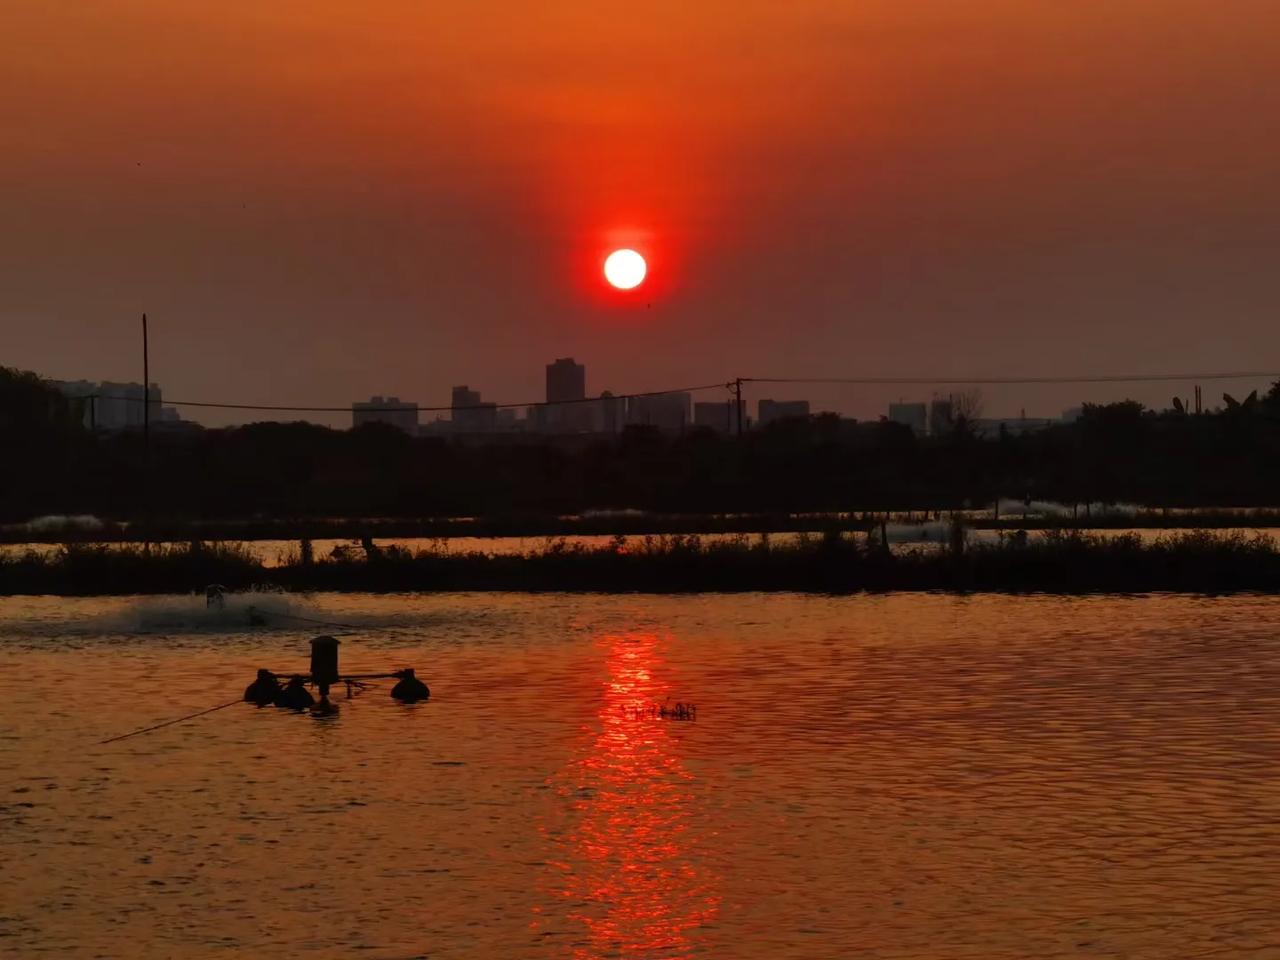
[243,636,430,715]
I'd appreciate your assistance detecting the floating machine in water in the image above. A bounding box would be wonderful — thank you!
[244,635,430,712]
[390,667,430,703]
[244,669,281,706]
[276,675,316,710]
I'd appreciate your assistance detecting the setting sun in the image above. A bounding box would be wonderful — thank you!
[604,249,646,290]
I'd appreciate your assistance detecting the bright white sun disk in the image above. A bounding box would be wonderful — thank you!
[604,249,646,289]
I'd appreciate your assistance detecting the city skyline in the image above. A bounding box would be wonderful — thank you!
[42,356,1268,439]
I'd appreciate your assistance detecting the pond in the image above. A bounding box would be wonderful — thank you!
[1,592,1276,958]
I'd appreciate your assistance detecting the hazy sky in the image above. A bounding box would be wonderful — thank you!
[4,1,1279,423]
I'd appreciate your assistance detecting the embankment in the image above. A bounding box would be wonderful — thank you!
[2,530,1279,596]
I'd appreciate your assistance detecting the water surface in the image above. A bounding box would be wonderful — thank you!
[1,592,1276,958]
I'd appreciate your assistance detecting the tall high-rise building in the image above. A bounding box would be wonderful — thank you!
[451,386,496,432]
[451,385,481,409]
[545,358,586,403]
[544,358,588,432]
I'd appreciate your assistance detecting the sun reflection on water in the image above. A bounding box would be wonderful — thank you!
[536,631,719,958]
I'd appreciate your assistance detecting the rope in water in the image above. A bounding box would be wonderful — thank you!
[265,611,370,632]
[97,698,244,745]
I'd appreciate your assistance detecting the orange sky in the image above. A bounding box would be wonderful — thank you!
[3,1,1279,421]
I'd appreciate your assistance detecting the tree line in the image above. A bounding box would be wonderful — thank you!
[4,366,1280,522]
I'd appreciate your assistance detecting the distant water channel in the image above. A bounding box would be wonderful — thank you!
[1,592,1277,958]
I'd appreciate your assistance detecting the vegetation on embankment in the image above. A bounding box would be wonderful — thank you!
[3,530,1279,596]
[9,506,1280,546]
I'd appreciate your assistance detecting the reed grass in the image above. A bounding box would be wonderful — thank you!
[2,529,1278,596]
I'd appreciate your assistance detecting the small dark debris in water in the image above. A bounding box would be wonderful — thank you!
[622,700,697,722]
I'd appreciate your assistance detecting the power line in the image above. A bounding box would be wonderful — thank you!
[73,370,1279,415]
[85,381,734,413]
[746,372,1279,386]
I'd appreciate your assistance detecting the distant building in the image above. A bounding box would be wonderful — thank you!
[757,398,810,426]
[451,385,480,409]
[543,358,588,432]
[929,397,954,436]
[596,391,624,433]
[451,385,497,432]
[52,379,162,430]
[694,400,733,433]
[467,402,498,432]
[887,401,927,436]
[352,396,418,433]
[627,392,691,432]
[101,382,160,429]
[1061,406,1083,423]
[545,357,586,403]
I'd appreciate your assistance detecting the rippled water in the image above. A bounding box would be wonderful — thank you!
[1,592,1277,958]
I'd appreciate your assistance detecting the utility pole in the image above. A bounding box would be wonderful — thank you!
[142,313,151,543]
[734,378,743,437]
[143,312,150,446]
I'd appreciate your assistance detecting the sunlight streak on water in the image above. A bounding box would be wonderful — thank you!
[533,631,719,957]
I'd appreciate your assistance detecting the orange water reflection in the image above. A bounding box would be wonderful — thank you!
[536,631,719,958]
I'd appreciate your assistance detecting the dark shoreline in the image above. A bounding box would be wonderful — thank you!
[3,530,1279,597]
[7,507,1280,546]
